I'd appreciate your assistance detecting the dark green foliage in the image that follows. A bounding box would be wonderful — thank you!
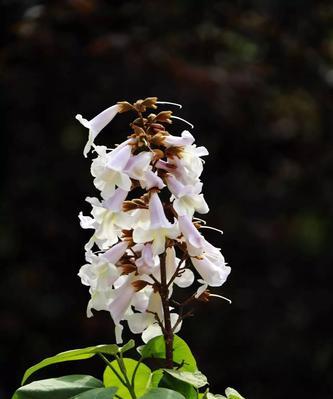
[13,375,104,399]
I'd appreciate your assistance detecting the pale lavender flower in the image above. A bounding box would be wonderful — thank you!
[167,174,209,217]
[163,130,195,148]
[133,192,179,255]
[76,104,120,157]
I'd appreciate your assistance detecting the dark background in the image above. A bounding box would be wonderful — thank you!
[1,0,333,397]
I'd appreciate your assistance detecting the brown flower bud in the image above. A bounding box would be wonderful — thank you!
[132,198,148,206]
[165,146,184,159]
[150,123,166,132]
[117,101,135,113]
[141,97,158,109]
[165,238,175,248]
[120,263,137,275]
[159,161,177,170]
[132,280,149,292]
[197,290,211,303]
[134,97,158,113]
[152,149,165,161]
[150,132,168,146]
[121,230,133,243]
[122,201,138,211]
[141,193,150,204]
[193,221,202,230]
[131,124,146,136]
[154,111,172,124]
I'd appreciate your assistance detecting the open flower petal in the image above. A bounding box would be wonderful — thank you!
[76,104,120,157]
[164,130,195,148]
[191,253,231,287]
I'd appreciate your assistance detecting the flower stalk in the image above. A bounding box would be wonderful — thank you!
[159,251,174,368]
[76,96,231,365]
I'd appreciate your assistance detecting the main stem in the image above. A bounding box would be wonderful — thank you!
[159,252,174,368]
[135,110,174,367]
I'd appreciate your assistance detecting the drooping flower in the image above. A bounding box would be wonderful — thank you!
[125,151,152,181]
[78,251,119,294]
[177,215,230,286]
[164,247,194,288]
[91,144,133,199]
[168,143,209,185]
[108,274,138,325]
[163,130,195,148]
[77,98,231,343]
[152,247,194,288]
[108,273,154,325]
[127,292,182,343]
[166,174,209,217]
[135,243,159,275]
[191,246,231,287]
[79,196,131,250]
[133,192,179,255]
[140,169,165,190]
[178,214,205,256]
[78,241,128,317]
[76,104,120,157]
[103,187,129,211]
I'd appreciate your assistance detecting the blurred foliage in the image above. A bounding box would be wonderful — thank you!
[1,0,333,398]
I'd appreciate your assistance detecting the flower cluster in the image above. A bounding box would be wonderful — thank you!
[76,97,231,344]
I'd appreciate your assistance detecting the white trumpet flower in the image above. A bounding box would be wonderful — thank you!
[108,274,137,325]
[165,247,194,288]
[178,214,205,256]
[80,197,131,250]
[76,104,120,157]
[164,130,195,148]
[91,144,132,199]
[125,151,152,180]
[127,292,182,343]
[140,169,165,190]
[135,243,159,275]
[108,273,153,326]
[78,242,128,318]
[168,143,209,185]
[167,174,209,217]
[191,252,230,287]
[133,192,179,255]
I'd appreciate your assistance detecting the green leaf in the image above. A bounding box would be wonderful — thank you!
[21,342,131,385]
[158,372,197,399]
[14,375,103,399]
[120,340,135,354]
[199,391,226,399]
[141,335,197,372]
[140,387,186,398]
[70,387,118,399]
[150,370,164,388]
[164,370,207,389]
[103,358,151,399]
[202,388,244,399]
[225,387,245,399]
[137,345,145,355]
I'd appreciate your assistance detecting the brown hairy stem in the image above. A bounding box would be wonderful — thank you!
[167,254,189,288]
[159,251,174,368]
[146,310,165,335]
